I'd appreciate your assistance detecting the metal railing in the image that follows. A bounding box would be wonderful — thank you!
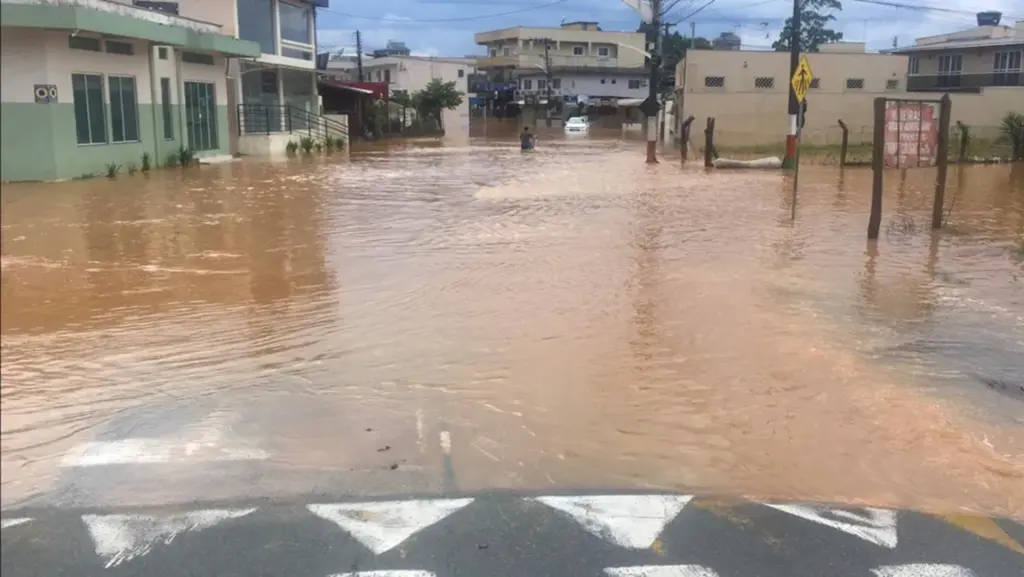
[907,72,1021,93]
[237,103,348,140]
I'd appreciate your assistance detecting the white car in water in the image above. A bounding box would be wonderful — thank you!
[564,116,589,134]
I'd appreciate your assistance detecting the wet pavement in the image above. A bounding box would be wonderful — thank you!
[2,134,1024,525]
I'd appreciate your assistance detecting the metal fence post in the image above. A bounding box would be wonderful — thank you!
[265,106,270,135]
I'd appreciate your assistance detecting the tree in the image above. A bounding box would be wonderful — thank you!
[772,0,844,52]
[410,78,464,132]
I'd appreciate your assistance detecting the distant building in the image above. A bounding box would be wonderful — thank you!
[474,21,649,117]
[713,32,741,51]
[372,41,411,58]
[891,14,1022,93]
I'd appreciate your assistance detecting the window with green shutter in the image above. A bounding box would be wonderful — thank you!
[108,76,140,143]
[72,73,107,145]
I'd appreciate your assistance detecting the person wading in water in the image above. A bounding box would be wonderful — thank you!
[520,126,536,151]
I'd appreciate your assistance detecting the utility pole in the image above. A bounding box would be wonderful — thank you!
[355,30,364,82]
[543,39,554,127]
[645,0,661,163]
[782,0,801,169]
[659,22,669,143]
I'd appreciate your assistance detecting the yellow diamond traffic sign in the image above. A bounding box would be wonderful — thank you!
[791,55,813,103]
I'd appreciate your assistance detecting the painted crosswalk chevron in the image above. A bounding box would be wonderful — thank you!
[534,494,693,549]
[308,498,474,554]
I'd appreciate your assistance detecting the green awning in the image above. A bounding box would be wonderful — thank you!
[1,3,260,57]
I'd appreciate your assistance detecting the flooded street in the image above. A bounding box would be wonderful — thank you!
[2,135,1023,519]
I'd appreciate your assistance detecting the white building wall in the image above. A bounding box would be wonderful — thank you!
[35,31,155,105]
[560,74,647,99]
[0,28,51,104]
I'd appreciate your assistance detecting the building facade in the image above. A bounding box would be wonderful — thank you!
[474,21,648,117]
[0,0,330,182]
[0,0,260,182]
[676,38,1023,148]
[893,16,1022,93]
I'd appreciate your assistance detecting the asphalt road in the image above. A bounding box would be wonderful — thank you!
[3,492,1022,577]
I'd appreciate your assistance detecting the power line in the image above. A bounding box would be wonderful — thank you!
[851,0,1022,20]
[318,0,574,23]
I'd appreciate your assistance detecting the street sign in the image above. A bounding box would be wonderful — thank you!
[791,56,813,103]
[639,95,660,117]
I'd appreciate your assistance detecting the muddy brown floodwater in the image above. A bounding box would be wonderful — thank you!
[2,135,1024,518]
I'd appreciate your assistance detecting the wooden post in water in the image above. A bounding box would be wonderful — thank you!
[704,117,715,168]
[680,116,694,161]
[868,97,886,240]
[932,94,952,230]
[837,119,849,166]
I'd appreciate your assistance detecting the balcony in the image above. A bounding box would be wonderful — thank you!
[476,53,642,71]
[906,72,1021,93]
[476,55,519,68]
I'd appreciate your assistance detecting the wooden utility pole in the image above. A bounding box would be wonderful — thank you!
[355,30,364,82]
[931,94,952,229]
[645,0,661,163]
[542,39,554,127]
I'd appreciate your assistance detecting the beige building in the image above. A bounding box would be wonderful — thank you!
[894,18,1022,92]
[327,55,477,133]
[475,21,649,105]
[676,38,1023,147]
[476,21,647,71]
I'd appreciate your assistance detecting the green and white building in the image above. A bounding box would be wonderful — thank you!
[0,0,329,182]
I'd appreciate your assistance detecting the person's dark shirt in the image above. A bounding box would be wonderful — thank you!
[520,131,533,148]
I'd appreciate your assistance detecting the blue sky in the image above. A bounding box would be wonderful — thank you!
[315,0,1022,57]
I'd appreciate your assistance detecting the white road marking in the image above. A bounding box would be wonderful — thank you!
[308,498,473,554]
[1,518,33,529]
[61,439,269,466]
[415,410,425,454]
[439,431,451,454]
[764,503,898,549]
[82,508,255,568]
[330,572,435,577]
[871,564,977,577]
[534,494,693,549]
[606,565,720,577]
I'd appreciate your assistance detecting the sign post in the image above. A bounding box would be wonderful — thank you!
[789,55,812,219]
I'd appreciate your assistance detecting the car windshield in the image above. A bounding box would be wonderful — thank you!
[3,19,1024,577]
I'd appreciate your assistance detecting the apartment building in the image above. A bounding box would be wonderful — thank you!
[474,21,648,110]
[892,14,1022,92]
[0,0,328,182]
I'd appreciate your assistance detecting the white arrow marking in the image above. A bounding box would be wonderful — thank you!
[308,498,473,554]
[606,565,720,577]
[534,494,693,549]
[82,508,255,568]
[330,572,436,577]
[764,504,898,548]
[1,518,33,529]
[872,564,977,577]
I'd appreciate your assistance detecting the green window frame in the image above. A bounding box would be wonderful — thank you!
[108,76,140,143]
[160,77,174,140]
[72,73,107,145]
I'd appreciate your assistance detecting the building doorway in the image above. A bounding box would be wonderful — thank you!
[184,81,219,151]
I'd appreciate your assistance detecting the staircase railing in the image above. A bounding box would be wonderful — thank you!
[237,104,348,141]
